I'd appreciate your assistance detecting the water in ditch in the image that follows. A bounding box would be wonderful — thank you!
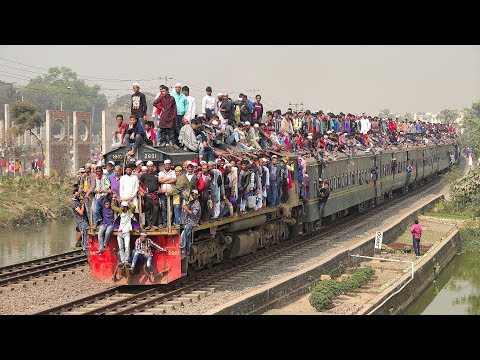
[404,252,480,315]
[0,219,77,267]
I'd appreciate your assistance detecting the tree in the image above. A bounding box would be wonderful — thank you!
[10,101,44,160]
[462,100,480,157]
[378,108,391,118]
[438,109,459,124]
[0,80,21,109]
[22,67,108,135]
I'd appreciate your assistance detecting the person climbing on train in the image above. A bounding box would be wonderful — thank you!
[112,200,137,266]
[95,198,115,255]
[317,180,330,228]
[129,232,166,282]
[181,189,201,257]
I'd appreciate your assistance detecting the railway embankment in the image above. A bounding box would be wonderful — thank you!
[207,195,458,314]
[0,174,72,229]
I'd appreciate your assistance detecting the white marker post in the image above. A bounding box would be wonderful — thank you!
[374,231,383,255]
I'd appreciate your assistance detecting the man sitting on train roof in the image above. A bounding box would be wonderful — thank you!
[126,114,146,157]
[129,231,166,282]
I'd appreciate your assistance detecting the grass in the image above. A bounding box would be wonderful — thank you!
[0,172,74,229]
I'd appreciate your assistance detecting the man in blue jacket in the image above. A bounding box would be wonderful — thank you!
[126,114,146,157]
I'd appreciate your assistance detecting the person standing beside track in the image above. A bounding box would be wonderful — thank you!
[410,219,423,257]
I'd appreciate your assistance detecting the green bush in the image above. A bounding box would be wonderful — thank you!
[309,267,375,311]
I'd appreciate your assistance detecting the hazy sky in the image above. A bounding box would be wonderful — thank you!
[0,45,479,115]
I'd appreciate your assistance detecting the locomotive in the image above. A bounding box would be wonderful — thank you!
[87,142,460,285]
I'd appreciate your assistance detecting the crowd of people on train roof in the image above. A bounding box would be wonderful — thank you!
[70,82,460,258]
[111,82,459,166]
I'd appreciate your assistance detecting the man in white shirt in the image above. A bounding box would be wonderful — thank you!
[202,86,216,121]
[360,115,371,135]
[182,86,196,122]
[112,200,136,266]
[119,163,139,218]
[158,159,177,227]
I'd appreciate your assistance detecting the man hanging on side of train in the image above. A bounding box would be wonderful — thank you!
[317,180,330,229]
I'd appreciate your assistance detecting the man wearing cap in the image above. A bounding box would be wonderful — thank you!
[244,121,261,150]
[158,159,176,227]
[153,85,177,147]
[109,165,122,200]
[119,163,139,219]
[165,166,190,225]
[76,167,86,188]
[139,160,160,230]
[130,232,166,281]
[181,189,201,257]
[182,86,196,122]
[202,86,216,121]
[81,163,96,225]
[105,161,115,178]
[93,165,111,228]
[171,83,189,146]
[165,165,189,227]
[112,199,137,266]
[131,83,147,128]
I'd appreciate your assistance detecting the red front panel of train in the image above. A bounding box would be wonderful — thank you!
[87,233,181,285]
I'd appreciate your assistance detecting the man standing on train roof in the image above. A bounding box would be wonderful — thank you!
[131,83,147,129]
[182,86,196,122]
[202,86,216,121]
[153,85,177,147]
[129,232,166,282]
[171,83,189,146]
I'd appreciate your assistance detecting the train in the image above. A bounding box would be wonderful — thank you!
[87,142,460,285]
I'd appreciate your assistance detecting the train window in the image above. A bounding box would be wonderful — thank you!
[337,176,341,189]
[352,172,356,186]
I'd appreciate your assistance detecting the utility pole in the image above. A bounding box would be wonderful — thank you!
[246,89,260,98]
[289,101,303,112]
[162,76,173,88]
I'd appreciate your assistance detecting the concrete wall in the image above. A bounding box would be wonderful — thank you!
[209,195,444,315]
[364,230,460,315]
[73,111,92,171]
[45,110,70,176]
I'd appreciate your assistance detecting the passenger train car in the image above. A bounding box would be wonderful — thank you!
[87,142,459,285]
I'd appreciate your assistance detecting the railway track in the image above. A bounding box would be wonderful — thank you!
[36,175,443,315]
[0,249,87,287]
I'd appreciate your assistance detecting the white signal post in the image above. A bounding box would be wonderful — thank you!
[374,231,383,254]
